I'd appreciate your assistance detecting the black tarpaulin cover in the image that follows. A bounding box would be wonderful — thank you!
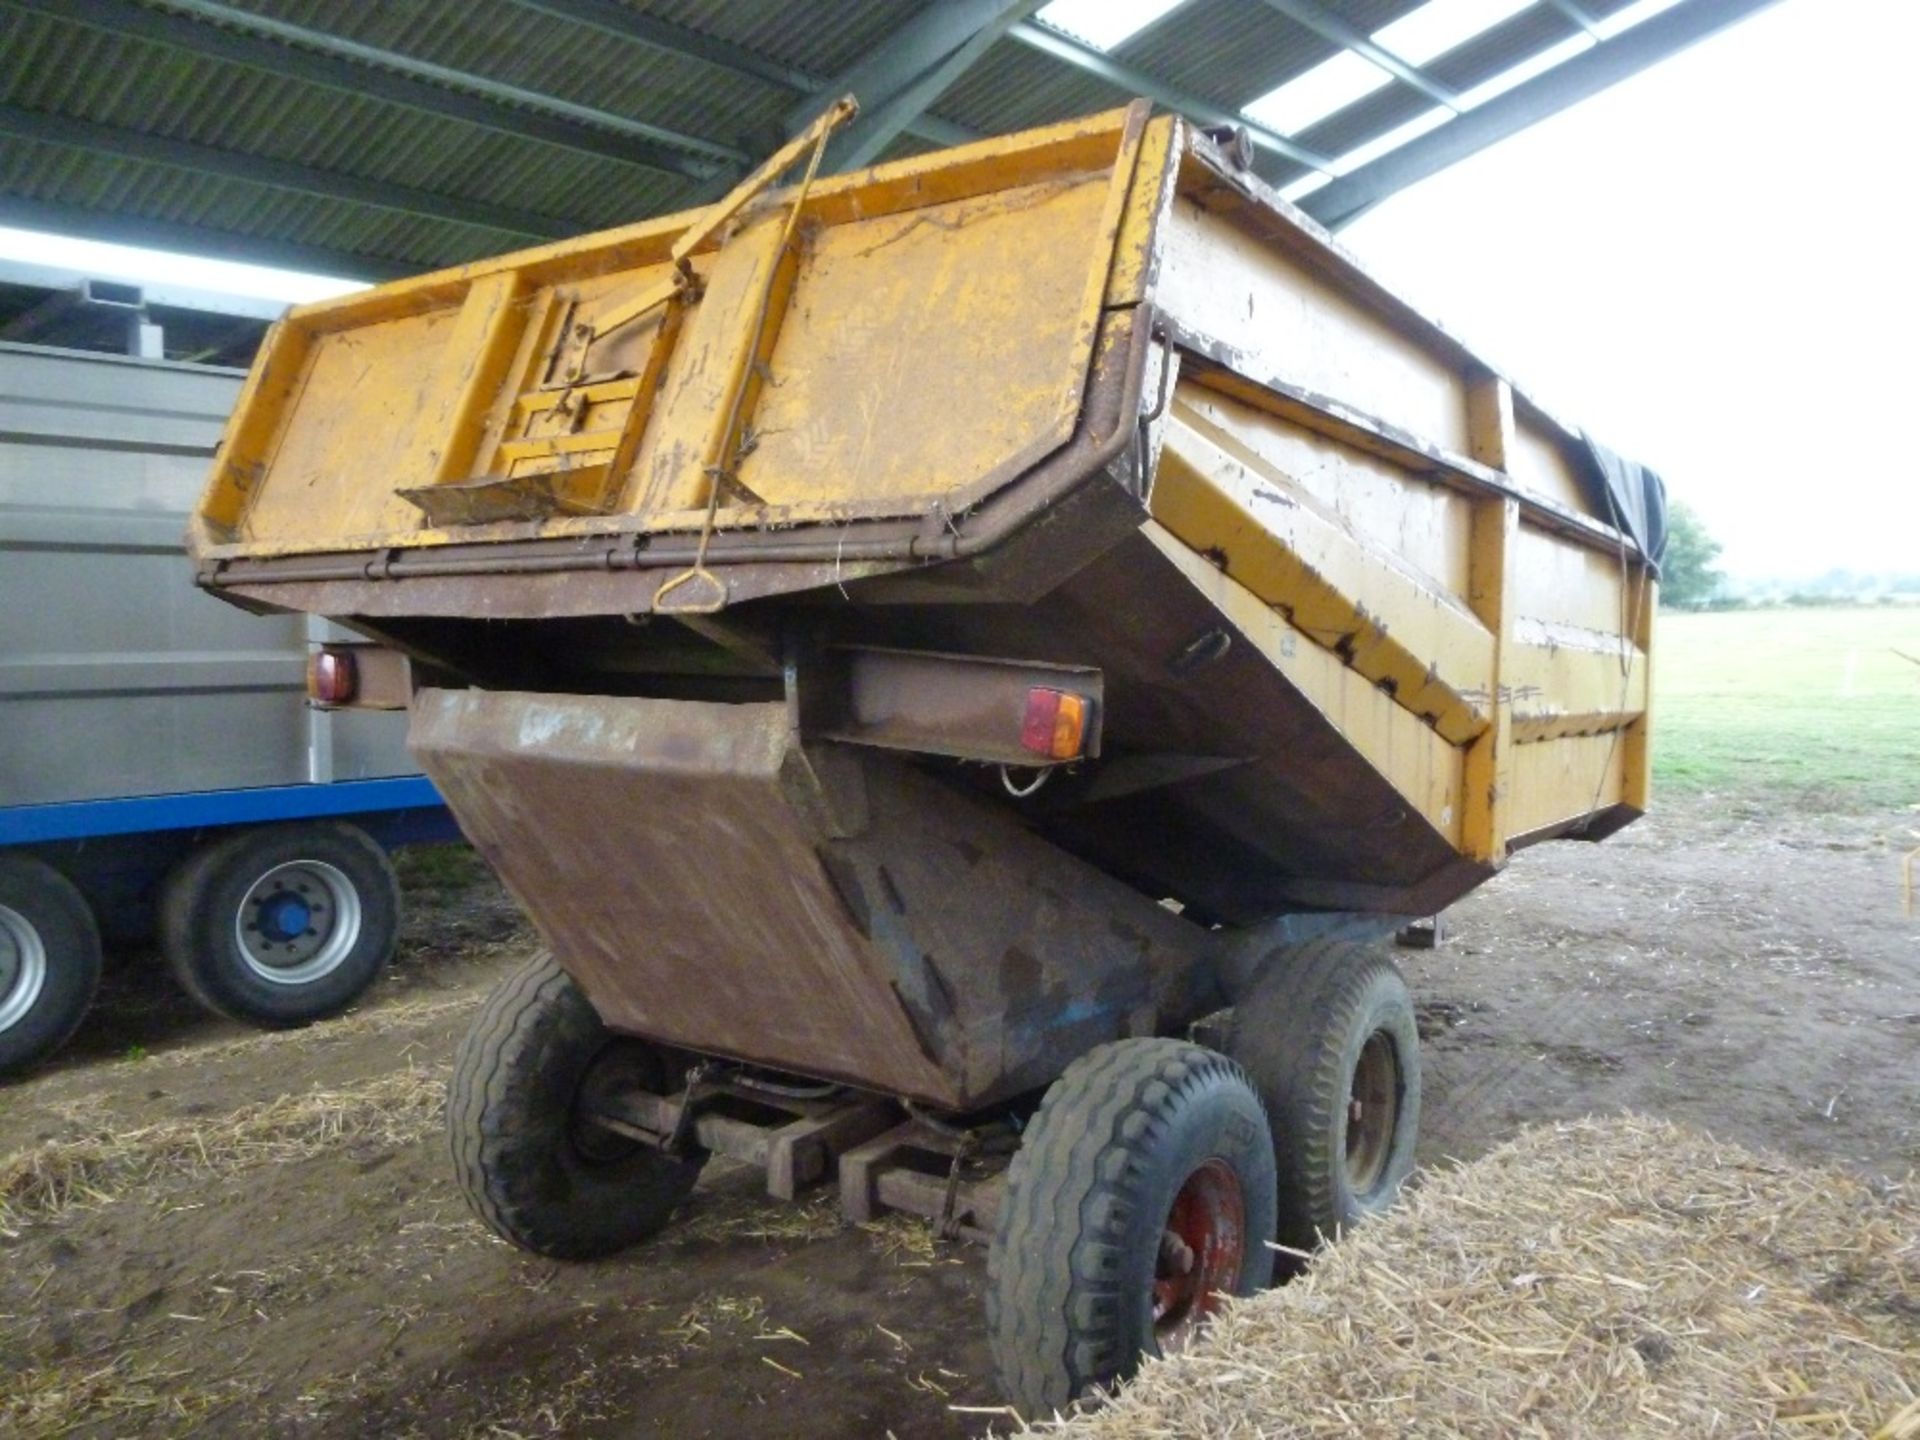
[1578,437,1668,570]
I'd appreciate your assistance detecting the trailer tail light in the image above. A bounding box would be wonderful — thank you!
[307,648,358,706]
[804,647,1103,765]
[1021,688,1087,761]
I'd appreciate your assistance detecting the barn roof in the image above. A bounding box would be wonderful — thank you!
[0,0,1778,292]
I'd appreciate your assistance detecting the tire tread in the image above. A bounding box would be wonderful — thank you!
[158,822,400,1026]
[0,855,103,1076]
[1229,941,1420,1252]
[988,1038,1272,1414]
[447,952,700,1258]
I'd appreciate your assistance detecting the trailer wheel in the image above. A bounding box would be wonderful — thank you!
[449,952,704,1260]
[159,822,400,1027]
[0,855,103,1077]
[987,1038,1276,1415]
[1228,941,1420,1261]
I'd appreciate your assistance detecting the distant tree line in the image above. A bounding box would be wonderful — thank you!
[1656,502,1918,610]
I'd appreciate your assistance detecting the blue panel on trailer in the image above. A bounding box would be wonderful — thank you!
[0,776,447,846]
[352,805,467,849]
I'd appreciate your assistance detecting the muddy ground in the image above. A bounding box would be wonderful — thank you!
[2,798,1915,1438]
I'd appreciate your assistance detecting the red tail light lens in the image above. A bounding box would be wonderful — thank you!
[1021,687,1088,761]
[307,648,358,706]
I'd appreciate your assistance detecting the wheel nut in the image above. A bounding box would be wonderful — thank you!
[1158,1229,1195,1276]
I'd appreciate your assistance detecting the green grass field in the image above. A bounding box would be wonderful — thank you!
[1653,606,1920,811]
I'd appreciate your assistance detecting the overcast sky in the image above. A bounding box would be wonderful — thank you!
[1342,0,1919,581]
[1,0,1906,581]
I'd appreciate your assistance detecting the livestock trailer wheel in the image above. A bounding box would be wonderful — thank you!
[448,952,705,1260]
[0,855,103,1077]
[1228,940,1421,1261]
[987,1038,1276,1416]
[159,822,400,1027]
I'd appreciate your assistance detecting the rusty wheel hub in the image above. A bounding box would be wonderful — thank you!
[1151,1157,1246,1349]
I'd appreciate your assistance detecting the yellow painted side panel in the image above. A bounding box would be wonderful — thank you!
[1153,192,1472,456]
[1151,396,1494,743]
[1508,623,1649,742]
[1140,372,1648,858]
[1507,414,1591,516]
[200,108,1161,558]
[241,307,461,544]
[1145,523,1464,845]
[1171,386,1471,594]
[1512,521,1641,636]
[197,317,313,540]
[1508,731,1630,839]
[738,172,1114,512]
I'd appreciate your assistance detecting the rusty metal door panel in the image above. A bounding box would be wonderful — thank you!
[816,747,1216,1105]
[409,689,948,1101]
[408,688,1211,1109]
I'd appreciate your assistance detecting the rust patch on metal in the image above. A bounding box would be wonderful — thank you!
[409,687,1211,1110]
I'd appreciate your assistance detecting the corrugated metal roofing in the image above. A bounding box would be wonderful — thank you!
[0,0,1782,280]
[1426,6,1586,94]
[0,1,719,269]
[1294,78,1439,161]
[937,40,1134,136]
[232,0,785,157]
[1121,0,1332,113]
[644,0,931,82]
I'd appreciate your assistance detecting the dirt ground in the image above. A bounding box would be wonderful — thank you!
[2,797,1915,1438]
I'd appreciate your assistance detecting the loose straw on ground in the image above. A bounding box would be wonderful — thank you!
[0,1065,447,1234]
[1033,1116,1917,1439]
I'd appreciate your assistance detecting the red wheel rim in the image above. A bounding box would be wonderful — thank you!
[1151,1157,1246,1349]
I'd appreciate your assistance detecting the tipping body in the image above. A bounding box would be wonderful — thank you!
[189,105,1660,1100]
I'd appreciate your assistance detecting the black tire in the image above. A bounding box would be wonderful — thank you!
[448,952,704,1260]
[987,1038,1277,1416]
[159,822,400,1027]
[1228,940,1420,1261]
[0,855,102,1078]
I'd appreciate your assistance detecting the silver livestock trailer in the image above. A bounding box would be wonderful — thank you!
[0,334,455,1075]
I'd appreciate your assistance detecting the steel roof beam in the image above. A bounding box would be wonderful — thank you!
[0,256,289,321]
[1252,0,1462,110]
[508,0,822,92]
[1541,0,1602,35]
[786,0,1045,171]
[1008,22,1334,172]
[6,0,740,179]
[0,195,408,281]
[686,2,1012,201]
[1301,0,1785,229]
[0,106,584,240]
[505,0,972,151]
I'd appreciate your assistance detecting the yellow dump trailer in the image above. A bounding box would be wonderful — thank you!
[191,102,1661,1413]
